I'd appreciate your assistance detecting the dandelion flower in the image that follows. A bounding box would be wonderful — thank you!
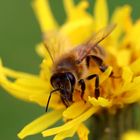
[1,0,140,140]
[121,131,140,140]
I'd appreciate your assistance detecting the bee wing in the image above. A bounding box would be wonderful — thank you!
[74,24,116,63]
[43,32,71,62]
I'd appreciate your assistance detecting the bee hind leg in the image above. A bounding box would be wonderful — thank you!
[86,56,90,68]
[86,74,100,99]
[86,55,112,75]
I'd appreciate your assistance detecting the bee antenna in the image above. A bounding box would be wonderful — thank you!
[46,88,60,112]
[43,42,54,63]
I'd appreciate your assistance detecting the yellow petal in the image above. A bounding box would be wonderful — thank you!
[0,61,50,103]
[40,58,52,80]
[130,58,140,75]
[63,101,89,119]
[42,107,98,137]
[0,59,51,82]
[77,123,89,140]
[111,5,132,42]
[94,0,108,30]
[32,0,58,32]
[15,77,48,90]
[0,63,39,79]
[29,93,48,107]
[115,49,131,66]
[100,66,112,84]
[123,90,140,104]
[30,93,65,110]
[121,131,140,140]
[128,76,140,91]
[60,0,94,46]
[63,0,91,21]
[0,73,47,102]
[63,0,75,17]
[125,20,140,51]
[53,124,79,140]
[122,66,133,84]
[36,43,48,58]
[88,97,111,107]
[116,76,140,96]
[60,18,94,45]
[18,110,63,139]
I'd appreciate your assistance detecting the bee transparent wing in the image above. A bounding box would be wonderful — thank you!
[87,24,116,46]
[75,24,116,63]
[43,32,71,62]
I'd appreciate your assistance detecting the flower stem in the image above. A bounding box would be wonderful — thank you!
[90,103,140,140]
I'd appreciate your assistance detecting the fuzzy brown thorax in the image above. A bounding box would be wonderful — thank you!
[51,53,86,80]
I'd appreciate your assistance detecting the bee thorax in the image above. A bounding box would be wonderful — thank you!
[52,54,85,79]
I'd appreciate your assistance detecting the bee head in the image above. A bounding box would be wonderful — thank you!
[50,72,76,94]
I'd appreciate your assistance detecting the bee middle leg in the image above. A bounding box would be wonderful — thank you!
[86,74,100,99]
[78,74,100,99]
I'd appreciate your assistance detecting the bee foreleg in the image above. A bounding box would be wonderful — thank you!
[60,96,69,108]
[78,79,86,101]
[86,74,100,99]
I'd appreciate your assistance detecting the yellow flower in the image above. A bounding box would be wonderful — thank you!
[1,0,140,140]
[121,131,140,140]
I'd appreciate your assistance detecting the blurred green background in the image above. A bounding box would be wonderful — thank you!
[0,0,139,140]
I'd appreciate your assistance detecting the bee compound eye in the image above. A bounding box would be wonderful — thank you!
[50,75,58,88]
[66,72,75,86]
[50,73,64,88]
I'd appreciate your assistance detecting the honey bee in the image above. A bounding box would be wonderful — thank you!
[44,24,116,112]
